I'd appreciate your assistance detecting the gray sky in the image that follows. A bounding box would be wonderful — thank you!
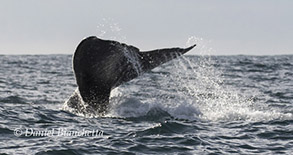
[0,0,292,55]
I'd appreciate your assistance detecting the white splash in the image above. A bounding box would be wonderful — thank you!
[96,18,126,42]
[121,46,143,76]
[107,36,293,122]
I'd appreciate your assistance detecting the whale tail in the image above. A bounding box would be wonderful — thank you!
[139,44,196,72]
[66,36,196,115]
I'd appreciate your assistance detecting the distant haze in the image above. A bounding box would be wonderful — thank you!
[0,0,292,55]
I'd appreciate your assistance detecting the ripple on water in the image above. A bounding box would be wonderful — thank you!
[0,55,293,154]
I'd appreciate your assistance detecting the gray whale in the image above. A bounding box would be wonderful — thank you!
[65,36,196,115]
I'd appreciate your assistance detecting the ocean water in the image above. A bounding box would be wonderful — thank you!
[0,55,292,154]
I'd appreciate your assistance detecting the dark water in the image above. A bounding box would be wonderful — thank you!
[0,55,292,154]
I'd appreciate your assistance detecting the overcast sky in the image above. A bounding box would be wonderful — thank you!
[0,0,292,55]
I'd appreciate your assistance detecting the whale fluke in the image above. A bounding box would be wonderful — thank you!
[65,36,196,115]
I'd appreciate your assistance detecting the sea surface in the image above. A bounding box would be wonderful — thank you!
[0,55,292,154]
